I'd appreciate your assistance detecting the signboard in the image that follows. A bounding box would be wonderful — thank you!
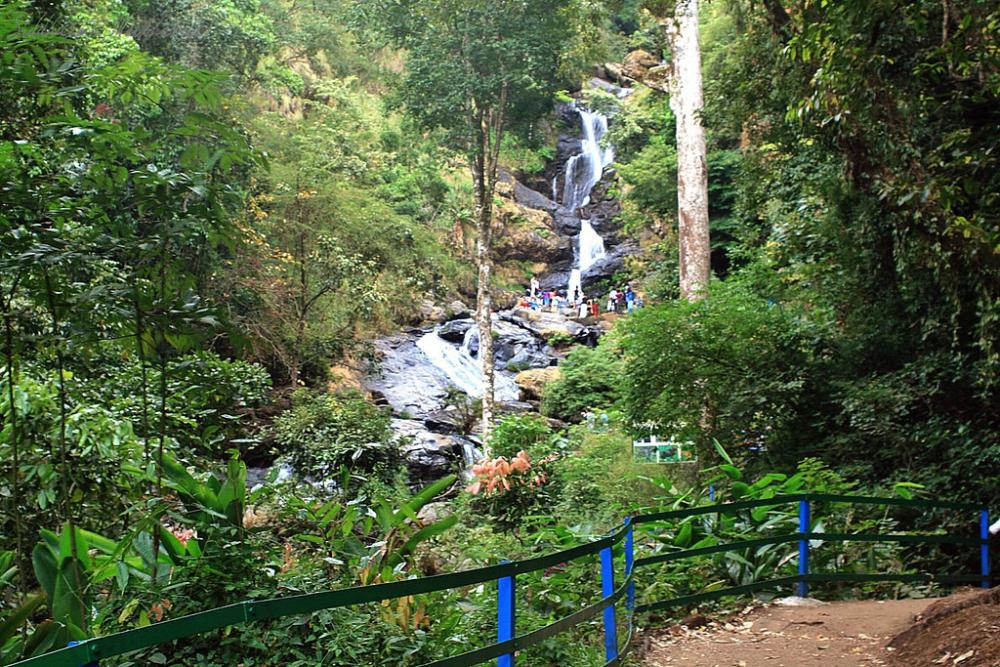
[632,436,697,464]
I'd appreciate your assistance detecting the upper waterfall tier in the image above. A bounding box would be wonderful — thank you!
[563,105,614,299]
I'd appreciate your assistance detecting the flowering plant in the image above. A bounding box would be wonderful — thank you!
[466,450,548,496]
[466,450,558,531]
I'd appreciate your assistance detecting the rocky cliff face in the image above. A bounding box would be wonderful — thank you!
[495,93,634,295]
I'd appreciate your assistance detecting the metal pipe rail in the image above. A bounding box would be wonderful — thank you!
[9,493,990,667]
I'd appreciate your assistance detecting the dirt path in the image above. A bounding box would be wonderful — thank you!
[640,598,936,667]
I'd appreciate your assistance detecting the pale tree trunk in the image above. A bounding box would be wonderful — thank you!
[668,0,711,302]
[474,187,496,448]
[470,89,506,453]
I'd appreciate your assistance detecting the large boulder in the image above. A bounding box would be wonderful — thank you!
[580,240,640,292]
[622,50,661,81]
[463,317,556,370]
[364,334,453,418]
[446,300,472,320]
[492,199,572,265]
[513,180,559,213]
[416,299,447,324]
[554,210,582,236]
[501,308,586,340]
[515,367,562,401]
[436,318,475,343]
[393,418,473,484]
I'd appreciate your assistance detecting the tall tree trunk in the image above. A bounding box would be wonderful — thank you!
[473,158,496,449]
[471,90,507,452]
[669,0,711,302]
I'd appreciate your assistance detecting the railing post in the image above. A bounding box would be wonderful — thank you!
[981,509,991,589]
[798,498,810,598]
[625,518,635,614]
[497,564,515,667]
[601,544,618,661]
[66,641,98,667]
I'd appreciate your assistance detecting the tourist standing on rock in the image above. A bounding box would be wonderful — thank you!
[530,276,539,298]
[573,285,581,305]
[578,299,588,319]
[616,289,625,312]
[590,299,599,318]
[607,288,618,312]
[625,285,635,313]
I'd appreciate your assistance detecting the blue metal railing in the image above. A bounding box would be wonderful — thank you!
[8,493,990,667]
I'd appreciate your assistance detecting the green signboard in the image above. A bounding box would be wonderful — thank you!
[632,437,697,464]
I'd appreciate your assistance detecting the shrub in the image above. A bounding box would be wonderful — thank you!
[489,414,555,460]
[467,450,558,532]
[272,390,399,482]
[542,345,623,422]
[468,415,561,531]
[618,279,825,455]
[80,350,272,456]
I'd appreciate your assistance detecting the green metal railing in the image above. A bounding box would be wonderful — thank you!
[10,493,990,667]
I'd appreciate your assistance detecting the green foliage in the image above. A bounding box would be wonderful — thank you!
[272,390,399,482]
[360,0,576,156]
[467,414,562,531]
[543,344,624,422]
[488,413,555,460]
[619,277,827,456]
[551,421,648,523]
[127,0,277,76]
[75,351,271,454]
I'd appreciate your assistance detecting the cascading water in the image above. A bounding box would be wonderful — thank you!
[461,327,477,356]
[563,106,614,301]
[416,331,520,402]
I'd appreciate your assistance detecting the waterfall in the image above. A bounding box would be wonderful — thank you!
[416,330,520,402]
[461,326,477,357]
[562,105,614,300]
[579,220,606,272]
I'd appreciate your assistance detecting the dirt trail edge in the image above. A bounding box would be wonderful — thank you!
[640,598,935,667]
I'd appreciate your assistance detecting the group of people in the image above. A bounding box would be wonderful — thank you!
[606,285,642,314]
[517,277,643,319]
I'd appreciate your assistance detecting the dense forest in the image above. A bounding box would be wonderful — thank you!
[1,0,998,665]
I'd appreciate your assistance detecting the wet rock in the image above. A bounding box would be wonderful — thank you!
[554,210,582,236]
[537,269,572,292]
[491,319,555,371]
[459,318,556,372]
[580,240,640,292]
[501,308,586,340]
[446,300,472,320]
[393,418,473,483]
[513,180,559,213]
[503,346,552,371]
[497,401,537,414]
[365,335,453,417]
[557,102,582,129]
[587,77,633,99]
[437,318,475,343]
[515,367,562,401]
[423,408,469,434]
